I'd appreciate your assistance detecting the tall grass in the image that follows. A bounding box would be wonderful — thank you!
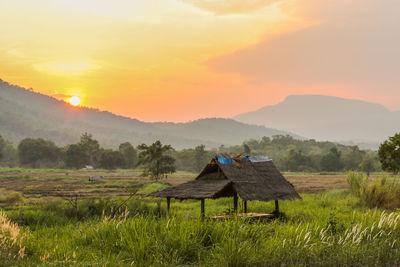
[3,189,400,266]
[0,210,25,264]
[14,209,400,266]
[347,171,400,209]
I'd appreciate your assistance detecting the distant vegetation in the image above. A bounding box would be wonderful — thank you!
[0,131,384,174]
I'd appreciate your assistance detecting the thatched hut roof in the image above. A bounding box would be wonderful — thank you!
[148,157,301,202]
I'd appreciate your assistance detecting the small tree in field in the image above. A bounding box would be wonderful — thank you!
[378,133,400,174]
[137,140,176,181]
[359,155,376,177]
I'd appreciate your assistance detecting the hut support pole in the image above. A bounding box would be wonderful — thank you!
[167,197,171,213]
[274,200,279,213]
[233,193,238,214]
[243,200,247,213]
[201,199,205,221]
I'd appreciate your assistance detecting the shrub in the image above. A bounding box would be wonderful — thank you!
[347,172,400,209]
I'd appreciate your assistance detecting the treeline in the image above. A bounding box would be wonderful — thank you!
[0,133,381,173]
[175,135,380,173]
[0,133,137,170]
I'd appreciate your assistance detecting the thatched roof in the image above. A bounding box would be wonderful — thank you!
[148,157,301,202]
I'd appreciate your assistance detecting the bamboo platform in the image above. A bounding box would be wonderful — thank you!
[209,212,276,221]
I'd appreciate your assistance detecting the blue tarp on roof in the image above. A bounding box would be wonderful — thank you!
[216,155,270,164]
[216,155,233,165]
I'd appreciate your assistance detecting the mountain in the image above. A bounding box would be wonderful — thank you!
[234,95,400,148]
[0,79,296,149]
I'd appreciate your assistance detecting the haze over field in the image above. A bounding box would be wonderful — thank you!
[1,0,400,122]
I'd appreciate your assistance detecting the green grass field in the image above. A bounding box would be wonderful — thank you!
[1,168,400,266]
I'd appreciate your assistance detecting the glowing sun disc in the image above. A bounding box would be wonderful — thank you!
[68,96,81,106]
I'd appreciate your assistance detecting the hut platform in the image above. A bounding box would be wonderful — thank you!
[209,212,276,221]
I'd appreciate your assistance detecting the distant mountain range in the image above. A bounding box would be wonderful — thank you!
[235,95,400,149]
[0,79,295,149]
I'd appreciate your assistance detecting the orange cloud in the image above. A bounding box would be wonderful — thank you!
[180,0,279,14]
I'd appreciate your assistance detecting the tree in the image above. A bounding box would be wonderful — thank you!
[99,149,125,170]
[18,138,61,168]
[0,134,5,161]
[359,155,377,177]
[343,146,365,170]
[320,147,343,171]
[0,141,18,167]
[378,133,400,174]
[65,144,90,169]
[119,142,137,169]
[194,144,208,172]
[284,149,312,172]
[78,133,101,167]
[243,144,251,155]
[137,140,176,181]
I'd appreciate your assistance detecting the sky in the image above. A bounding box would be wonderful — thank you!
[1,0,399,122]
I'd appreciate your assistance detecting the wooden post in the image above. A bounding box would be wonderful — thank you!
[167,197,171,213]
[201,199,205,221]
[274,200,279,213]
[233,192,238,214]
[243,200,247,213]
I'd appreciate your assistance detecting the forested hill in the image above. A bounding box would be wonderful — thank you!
[0,79,295,149]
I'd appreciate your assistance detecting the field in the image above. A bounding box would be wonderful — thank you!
[1,168,400,266]
[0,168,349,203]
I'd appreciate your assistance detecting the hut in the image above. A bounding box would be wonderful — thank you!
[148,155,301,219]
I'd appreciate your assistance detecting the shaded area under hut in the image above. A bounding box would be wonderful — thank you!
[148,155,301,220]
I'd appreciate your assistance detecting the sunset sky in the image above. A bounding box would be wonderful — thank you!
[1,0,399,122]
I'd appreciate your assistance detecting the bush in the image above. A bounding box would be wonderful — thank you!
[347,172,400,209]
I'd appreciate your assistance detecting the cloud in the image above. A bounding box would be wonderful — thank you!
[209,0,400,86]
[52,93,72,99]
[179,0,279,15]
[33,62,99,76]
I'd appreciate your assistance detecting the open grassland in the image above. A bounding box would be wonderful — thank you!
[2,168,400,266]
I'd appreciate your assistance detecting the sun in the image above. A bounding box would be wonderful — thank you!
[68,96,81,106]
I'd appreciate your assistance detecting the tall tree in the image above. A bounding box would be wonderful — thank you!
[99,149,125,170]
[18,138,61,168]
[0,134,5,161]
[243,144,251,155]
[378,133,400,174]
[320,147,343,172]
[284,149,312,171]
[78,133,101,167]
[194,144,208,172]
[137,140,176,181]
[343,146,365,170]
[359,154,377,177]
[119,142,137,169]
[65,144,90,169]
